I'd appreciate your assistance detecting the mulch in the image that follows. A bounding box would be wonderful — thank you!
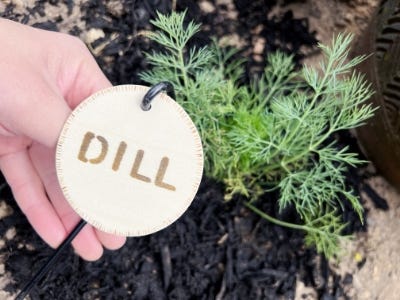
[0,1,388,299]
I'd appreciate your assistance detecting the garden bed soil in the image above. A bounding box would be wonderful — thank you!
[334,176,400,300]
[0,1,397,300]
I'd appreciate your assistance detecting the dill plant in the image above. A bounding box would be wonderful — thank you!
[140,11,375,258]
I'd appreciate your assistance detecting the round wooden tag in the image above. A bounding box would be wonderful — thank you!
[56,85,203,236]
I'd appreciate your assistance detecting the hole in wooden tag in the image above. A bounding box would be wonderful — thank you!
[56,85,203,236]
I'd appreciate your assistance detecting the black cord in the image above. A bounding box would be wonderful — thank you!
[15,220,87,300]
[141,81,176,111]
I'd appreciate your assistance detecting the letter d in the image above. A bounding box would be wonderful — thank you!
[77,131,108,164]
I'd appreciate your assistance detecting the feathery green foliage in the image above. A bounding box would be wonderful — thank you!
[140,11,375,258]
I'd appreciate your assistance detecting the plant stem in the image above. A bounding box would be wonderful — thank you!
[178,47,190,92]
[245,201,324,235]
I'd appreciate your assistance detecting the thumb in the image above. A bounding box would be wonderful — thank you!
[28,57,110,148]
[27,42,112,148]
[0,48,110,149]
[0,83,72,148]
[61,42,112,109]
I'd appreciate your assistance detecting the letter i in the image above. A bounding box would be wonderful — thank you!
[112,141,127,171]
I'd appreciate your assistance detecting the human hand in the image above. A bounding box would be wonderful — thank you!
[0,18,126,260]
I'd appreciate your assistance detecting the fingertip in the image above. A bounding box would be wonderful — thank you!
[22,201,68,250]
[78,247,103,262]
[44,224,67,249]
[0,150,68,250]
[71,226,104,261]
[95,230,126,251]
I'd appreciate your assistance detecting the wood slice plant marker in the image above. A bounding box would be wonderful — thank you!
[16,83,203,299]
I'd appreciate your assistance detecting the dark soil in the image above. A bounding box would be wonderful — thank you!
[0,1,386,299]
[0,175,361,300]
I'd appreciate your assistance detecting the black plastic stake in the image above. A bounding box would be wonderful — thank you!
[16,219,87,300]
